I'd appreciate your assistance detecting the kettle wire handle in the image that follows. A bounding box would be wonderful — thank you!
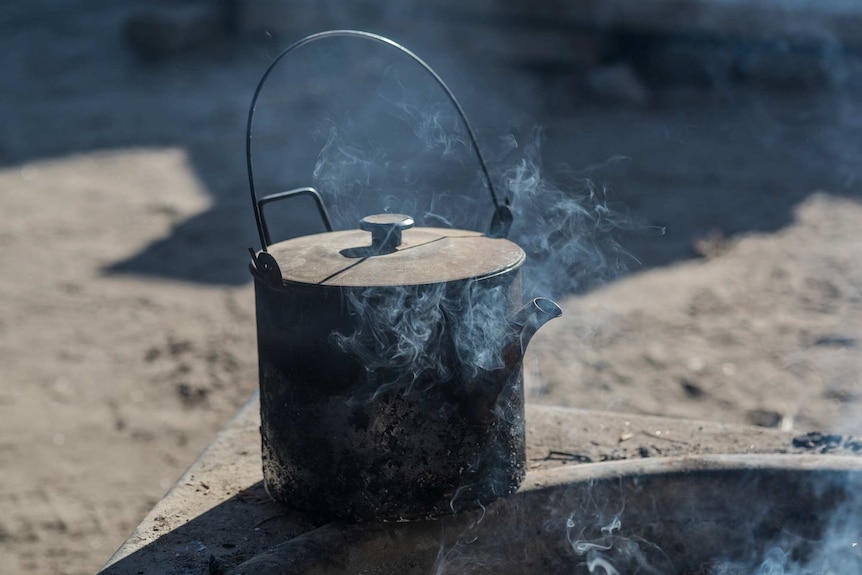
[246,29,512,252]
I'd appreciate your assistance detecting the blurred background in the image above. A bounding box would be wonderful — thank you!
[1,0,861,572]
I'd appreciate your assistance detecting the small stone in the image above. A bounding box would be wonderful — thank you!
[144,346,161,362]
[747,409,782,428]
[843,437,862,452]
[813,335,856,348]
[680,379,705,399]
[688,357,706,372]
[792,431,843,450]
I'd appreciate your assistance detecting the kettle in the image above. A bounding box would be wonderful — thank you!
[246,30,561,521]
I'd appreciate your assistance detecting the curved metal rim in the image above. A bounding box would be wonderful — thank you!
[246,29,504,251]
[228,452,862,574]
[528,452,862,491]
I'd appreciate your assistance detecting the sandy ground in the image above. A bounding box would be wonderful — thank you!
[1,3,862,574]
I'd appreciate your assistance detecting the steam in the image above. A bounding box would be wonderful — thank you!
[310,66,487,233]
[711,503,862,574]
[312,95,635,301]
[567,514,667,575]
[330,284,452,402]
[426,470,862,575]
[307,67,630,534]
[501,130,638,298]
[305,49,646,561]
[562,499,862,575]
[330,280,514,405]
[309,66,631,405]
[431,506,500,575]
[384,92,470,159]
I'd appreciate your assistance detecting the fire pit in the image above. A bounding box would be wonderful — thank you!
[100,401,862,574]
[228,454,862,574]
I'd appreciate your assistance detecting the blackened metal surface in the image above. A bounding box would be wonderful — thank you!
[254,270,526,521]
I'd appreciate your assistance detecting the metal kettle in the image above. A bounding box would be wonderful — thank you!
[246,30,561,522]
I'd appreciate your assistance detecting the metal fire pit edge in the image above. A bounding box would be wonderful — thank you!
[226,454,862,575]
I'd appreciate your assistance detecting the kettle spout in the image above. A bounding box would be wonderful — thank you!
[458,297,562,425]
[503,298,563,371]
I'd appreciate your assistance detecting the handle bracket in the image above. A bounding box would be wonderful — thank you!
[257,187,333,247]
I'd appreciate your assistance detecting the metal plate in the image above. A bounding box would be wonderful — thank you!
[267,227,526,287]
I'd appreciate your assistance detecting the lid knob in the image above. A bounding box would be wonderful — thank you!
[360,214,414,253]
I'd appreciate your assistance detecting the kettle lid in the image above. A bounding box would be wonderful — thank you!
[264,214,525,287]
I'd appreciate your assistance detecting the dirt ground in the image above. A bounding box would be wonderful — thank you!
[1,3,861,574]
